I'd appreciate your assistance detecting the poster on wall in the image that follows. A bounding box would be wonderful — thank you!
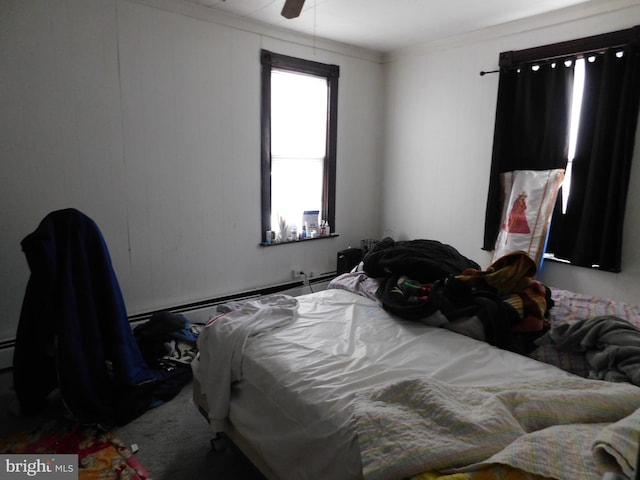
[492,169,565,268]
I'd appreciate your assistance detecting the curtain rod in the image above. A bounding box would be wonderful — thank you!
[499,25,640,68]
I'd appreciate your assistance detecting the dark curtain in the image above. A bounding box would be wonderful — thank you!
[546,46,640,271]
[483,61,574,250]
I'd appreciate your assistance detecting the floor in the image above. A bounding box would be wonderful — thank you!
[0,369,265,480]
[0,281,332,479]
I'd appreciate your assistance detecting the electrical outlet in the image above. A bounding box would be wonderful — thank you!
[292,269,315,279]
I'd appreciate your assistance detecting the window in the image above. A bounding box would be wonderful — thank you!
[260,50,339,243]
[483,26,640,271]
[560,57,585,214]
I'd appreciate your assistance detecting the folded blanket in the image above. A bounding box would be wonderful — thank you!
[537,315,640,386]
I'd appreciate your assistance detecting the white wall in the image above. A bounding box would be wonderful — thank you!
[0,0,384,343]
[381,2,640,305]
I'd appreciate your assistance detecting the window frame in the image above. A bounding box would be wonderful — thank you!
[260,49,340,243]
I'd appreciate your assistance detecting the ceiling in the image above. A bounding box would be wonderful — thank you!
[185,0,595,53]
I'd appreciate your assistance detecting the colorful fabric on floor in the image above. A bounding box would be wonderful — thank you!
[0,421,150,480]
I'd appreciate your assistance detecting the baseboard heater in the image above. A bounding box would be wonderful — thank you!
[0,273,336,371]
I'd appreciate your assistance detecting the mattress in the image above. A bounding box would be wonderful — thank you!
[192,287,586,480]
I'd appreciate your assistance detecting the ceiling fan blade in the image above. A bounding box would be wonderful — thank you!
[281,0,305,19]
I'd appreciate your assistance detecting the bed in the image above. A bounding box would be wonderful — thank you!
[191,243,640,480]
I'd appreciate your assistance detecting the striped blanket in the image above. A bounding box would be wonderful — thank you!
[354,377,640,480]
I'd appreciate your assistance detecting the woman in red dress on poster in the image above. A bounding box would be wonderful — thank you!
[503,192,530,234]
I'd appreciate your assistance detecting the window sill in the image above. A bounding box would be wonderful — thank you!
[543,252,619,272]
[260,233,339,247]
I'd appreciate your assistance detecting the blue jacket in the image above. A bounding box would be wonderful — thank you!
[13,208,157,428]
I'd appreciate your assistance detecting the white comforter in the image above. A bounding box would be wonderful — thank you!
[192,288,638,480]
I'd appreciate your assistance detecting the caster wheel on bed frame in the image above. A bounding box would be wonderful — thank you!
[210,434,229,452]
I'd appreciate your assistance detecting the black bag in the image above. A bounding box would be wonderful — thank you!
[134,311,200,406]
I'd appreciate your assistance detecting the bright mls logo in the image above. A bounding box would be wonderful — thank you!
[0,455,77,479]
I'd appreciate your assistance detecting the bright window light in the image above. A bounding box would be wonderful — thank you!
[562,57,585,213]
[270,69,328,234]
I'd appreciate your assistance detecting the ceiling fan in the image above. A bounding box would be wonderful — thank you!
[281,0,305,19]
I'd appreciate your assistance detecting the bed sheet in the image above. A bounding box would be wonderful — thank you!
[330,274,640,380]
[194,288,577,480]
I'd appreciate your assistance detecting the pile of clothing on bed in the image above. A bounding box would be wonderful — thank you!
[362,238,553,354]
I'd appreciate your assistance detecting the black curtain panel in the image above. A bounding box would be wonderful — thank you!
[546,46,640,271]
[483,61,574,250]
